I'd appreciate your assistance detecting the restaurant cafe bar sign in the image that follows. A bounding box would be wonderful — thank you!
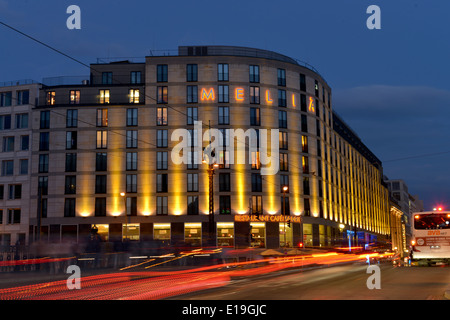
[234,214,301,223]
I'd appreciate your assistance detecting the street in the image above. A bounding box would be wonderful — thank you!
[171,263,450,300]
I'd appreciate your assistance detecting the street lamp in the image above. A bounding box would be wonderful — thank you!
[203,158,219,248]
[120,192,128,241]
[282,185,288,248]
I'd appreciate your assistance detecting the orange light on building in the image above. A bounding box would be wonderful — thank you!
[292,94,296,107]
[201,88,215,101]
[235,88,244,101]
[265,90,273,104]
[308,96,315,112]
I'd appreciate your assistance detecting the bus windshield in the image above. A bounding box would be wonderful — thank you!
[414,214,450,230]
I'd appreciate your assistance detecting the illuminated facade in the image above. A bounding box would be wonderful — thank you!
[26,46,390,249]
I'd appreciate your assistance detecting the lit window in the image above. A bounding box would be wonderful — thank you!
[99,90,110,104]
[70,90,80,104]
[129,89,139,104]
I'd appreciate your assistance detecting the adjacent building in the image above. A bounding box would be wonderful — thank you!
[4,46,393,250]
[0,80,40,246]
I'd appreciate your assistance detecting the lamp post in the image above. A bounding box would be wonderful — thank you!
[120,192,128,241]
[203,160,219,247]
[282,185,288,248]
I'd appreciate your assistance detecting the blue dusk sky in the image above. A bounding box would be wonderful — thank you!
[1,0,450,209]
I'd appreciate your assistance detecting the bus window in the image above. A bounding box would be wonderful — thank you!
[414,214,450,230]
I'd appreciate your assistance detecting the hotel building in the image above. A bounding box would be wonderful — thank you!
[24,45,391,249]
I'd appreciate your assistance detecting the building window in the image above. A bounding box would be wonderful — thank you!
[187,196,199,215]
[95,175,107,194]
[218,85,229,103]
[251,173,262,192]
[39,132,49,151]
[157,151,168,170]
[281,196,290,215]
[278,131,288,150]
[157,107,168,126]
[186,64,198,82]
[96,153,107,171]
[15,113,28,129]
[219,173,230,192]
[127,108,138,126]
[315,80,319,97]
[99,90,110,104]
[126,174,137,193]
[301,135,308,153]
[157,174,168,193]
[7,209,21,224]
[8,184,21,200]
[66,109,78,128]
[280,175,289,193]
[131,71,142,84]
[20,135,29,151]
[38,154,49,173]
[218,63,229,81]
[250,86,260,104]
[304,198,311,216]
[65,176,76,194]
[218,106,229,125]
[157,130,168,147]
[0,115,11,130]
[249,65,260,83]
[157,86,168,104]
[301,114,308,133]
[187,150,198,169]
[126,197,137,216]
[96,131,107,149]
[156,196,168,215]
[278,110,287,128]
[126,152,137,171]
[0,185,3,199]
[96,109,108,127]
[219,196,231,215]
[186,85,198,103]
[102,72,112,84]
[280,153,288,172]
[66,131,77,150]
[316,119,321,137]
[40,111,50,129]
[157,65,168,82]
[129,89,140,104]
[303,177,310,195]
[277,69,286,86]
[95,197,106,216]
[126,130,138,148]
[302,156,309,174]
[187,107,198,125]
[250,107,260,126]
[69,90,80,104]
[0,92,12,106]
[64,198,76,217]
[38,176,48,195]
[19,159,28,175]
[1,160,13,176]
[278,89,286,107]
[2,137,14,152]
[46,91,55,105]
[300,73,306,92]
[252,195,263,215]
[65,153,77,172]
[300,94,307,112]
[187,173,198,192]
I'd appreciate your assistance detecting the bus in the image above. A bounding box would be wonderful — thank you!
[411,210,450,265]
